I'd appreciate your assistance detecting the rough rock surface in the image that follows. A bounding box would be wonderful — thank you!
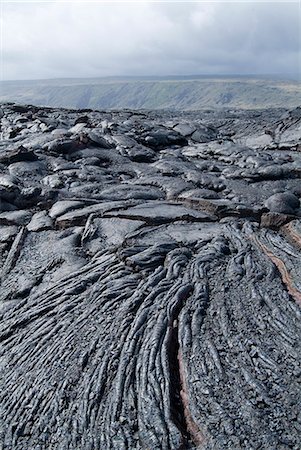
[0,103,301,450]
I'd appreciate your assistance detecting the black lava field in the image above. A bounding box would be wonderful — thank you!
[0,103,301,450]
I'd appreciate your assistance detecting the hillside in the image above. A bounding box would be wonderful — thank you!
[1,76,300,110]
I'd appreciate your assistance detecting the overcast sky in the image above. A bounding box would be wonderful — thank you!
[1,0,300,80]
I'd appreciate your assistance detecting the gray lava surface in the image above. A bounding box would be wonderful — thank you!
[0,103,301,450]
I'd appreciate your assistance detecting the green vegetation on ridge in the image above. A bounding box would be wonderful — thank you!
[1,77,300,110]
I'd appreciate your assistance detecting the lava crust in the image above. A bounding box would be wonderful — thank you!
[0,104,301,450]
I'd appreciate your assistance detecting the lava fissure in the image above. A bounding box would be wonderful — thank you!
[168,317,194,449]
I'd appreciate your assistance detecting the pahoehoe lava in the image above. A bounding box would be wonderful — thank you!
[0,103,301,449]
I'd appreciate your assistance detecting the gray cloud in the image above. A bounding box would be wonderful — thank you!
[2,1,300,80]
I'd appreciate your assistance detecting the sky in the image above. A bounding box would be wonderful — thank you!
[1,0,300,81]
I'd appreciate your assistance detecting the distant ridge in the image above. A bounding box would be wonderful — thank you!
[1,76,300,110]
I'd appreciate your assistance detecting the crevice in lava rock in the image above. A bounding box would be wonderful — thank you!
[252,235,301,305]
[178,351,206,449]
[169,318,192,449]
[169,315,204,450]
[282,221,301,250]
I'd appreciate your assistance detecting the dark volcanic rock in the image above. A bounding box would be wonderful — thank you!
[140,129,188,149]
[104,201,216,224]
[0,209,32,225]
[0,103,301,450]
[26,210,53,232]
[45,138,79,154]
[265,192,300,214]
[260,211,293,229]
[0,145,38,164]
[87,130,115,148]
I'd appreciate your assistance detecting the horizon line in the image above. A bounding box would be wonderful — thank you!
[1,73,300,83]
